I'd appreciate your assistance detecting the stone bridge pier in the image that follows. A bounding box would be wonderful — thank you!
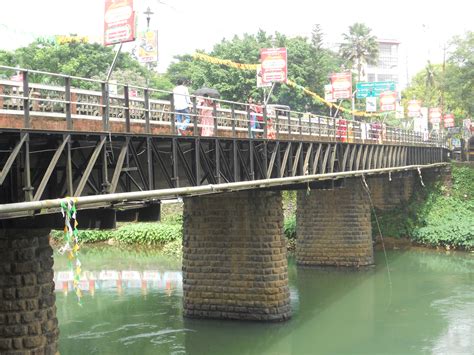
[0,229,59,355]
[366,173,415,211]
[296,179,374,267]
[182,190,291,321]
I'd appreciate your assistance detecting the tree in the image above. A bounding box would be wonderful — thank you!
[339,23,379,82]
[166,28,339,113]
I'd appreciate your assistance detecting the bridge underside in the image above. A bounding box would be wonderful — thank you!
[0,129,447,219]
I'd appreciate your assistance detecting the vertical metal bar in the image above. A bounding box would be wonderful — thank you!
[263,106,268,139]
[231,103,236,138]
[308,114,312,137]
[215,139,221,183]
[147,137,153,190]
[170,95,176,135]
[101,82,109,131]
[65,76,72,130]
[124,85,131,133]
[249,141,255,179]
[192,97,198,136]
[213,103,218,137]
[144,88,151,134]
[195,139,201,185]
[275,110,280,139]
[22,70,30,128]
[233,139,239,182]
[102,136,109,193]
[23,133,33,201]
[172,138,179,187]
[318,116,321,138]
[66,138,73,196]
[247,106,252,139]
[287,110,291,136]
[298,113,302,137]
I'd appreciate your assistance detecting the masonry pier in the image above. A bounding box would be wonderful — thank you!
[0,229,58,355]
[296,179,374,267]
[182,190,291,321]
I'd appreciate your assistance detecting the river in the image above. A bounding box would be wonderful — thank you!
[53,246,473,354]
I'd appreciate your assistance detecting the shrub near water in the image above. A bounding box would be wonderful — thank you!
[373,165,473,250]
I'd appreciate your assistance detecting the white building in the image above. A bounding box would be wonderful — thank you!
[365,39,400,85]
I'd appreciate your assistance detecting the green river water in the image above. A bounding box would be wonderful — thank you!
[53,246,473,355]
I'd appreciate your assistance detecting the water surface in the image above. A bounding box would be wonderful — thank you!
[54,246,474,354]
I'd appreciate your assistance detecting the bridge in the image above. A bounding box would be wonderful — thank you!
[0,66,450,354]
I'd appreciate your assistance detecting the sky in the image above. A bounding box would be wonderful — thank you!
[1,0,472,87]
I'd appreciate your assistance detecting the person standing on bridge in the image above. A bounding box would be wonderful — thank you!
[173,79,192,135]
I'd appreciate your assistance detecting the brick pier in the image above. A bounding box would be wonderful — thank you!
[182,190,291,321]
[296,179,374,267]
[0,229,59,355]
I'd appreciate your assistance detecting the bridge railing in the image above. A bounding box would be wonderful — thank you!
[0,66,446,147]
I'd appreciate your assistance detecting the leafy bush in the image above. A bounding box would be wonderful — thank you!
[113,222,182,246]
[284,214,297,240]
[50,229,112,243]
[373,164,473,250]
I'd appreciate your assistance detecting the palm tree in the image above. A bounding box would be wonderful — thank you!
[339,23,379,82]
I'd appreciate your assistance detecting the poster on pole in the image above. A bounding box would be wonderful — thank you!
[407,100,421,117]
[379,91,397,111]
[137,30,158,63]
[443,114,455,128]
[256,64,272,88]
[366,96,377,112]
[260,48,287,85]
[330,72,352,99]
[104,0,136,46]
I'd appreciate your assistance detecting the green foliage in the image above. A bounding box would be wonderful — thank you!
[51,229,112,243]
[166,27,340,113]
[339,23,379,82]
[284,214,297,240]
[113,222,182,246]
[374,164,474,250]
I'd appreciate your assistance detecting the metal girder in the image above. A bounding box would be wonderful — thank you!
[150,140,174,188]
[33,136,70,201]
[303,143,313,175]
[267,141,280,178]
[74,137,106,197]
[321,144,331,174]
[280,142,291,178]
[311,143,322,175]
[291,142,303,177]
[109,138,129,194]
[0,133,28,186]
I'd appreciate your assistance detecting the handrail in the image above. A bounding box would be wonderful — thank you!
[0,65,447,148]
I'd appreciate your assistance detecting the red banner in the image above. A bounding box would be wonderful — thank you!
[104,0,135,46]
[260,48,287,84]
[380,91,397,111]
[330,72,352,99]
[444,113,455,128]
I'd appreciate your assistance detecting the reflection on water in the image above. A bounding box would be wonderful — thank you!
[54,246,474,355]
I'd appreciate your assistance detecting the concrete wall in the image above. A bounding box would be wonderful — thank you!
[182,190,291,321]
[0,229,58,355]
[296,179,374,267]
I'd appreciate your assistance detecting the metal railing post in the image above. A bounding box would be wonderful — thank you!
[124,85,130,133]
[213,102,218,136]
[144,88,151,134]
[287,110,291,136]
[22,70,30,128]
[275,110,280,139]
[231,103,236,138]
[193,97,198,136]
[65,76,72,130]
[101,82,109,131]
[263,106,268,139]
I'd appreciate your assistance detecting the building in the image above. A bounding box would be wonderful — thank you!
[365,39,400,85]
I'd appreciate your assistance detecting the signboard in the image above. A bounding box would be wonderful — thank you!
[429,107,441,124]
[324,84,336,102]
[444,113,455,128]
[379,91,397,111]
[356,81,396,98]
[330,72,352,99]
[407,100,421,117]
[366,96,377,112]
[104,0,136,46]
[256,64,271,88]
[137,30,158,63]
[260,48,287,84]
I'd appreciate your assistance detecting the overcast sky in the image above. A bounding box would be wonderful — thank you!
[1,0,472,86]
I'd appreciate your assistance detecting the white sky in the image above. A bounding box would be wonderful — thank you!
[1,0,472,87]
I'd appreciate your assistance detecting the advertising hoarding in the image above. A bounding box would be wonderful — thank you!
[104,0,136,45]
[259,48,287,84]
[137,30,158,63]
[379,91,397,111]
[330,72,352,99]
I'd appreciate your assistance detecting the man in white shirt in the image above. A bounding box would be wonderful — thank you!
[172,79,192,135]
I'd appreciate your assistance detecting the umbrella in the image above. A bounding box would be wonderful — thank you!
[193,87,220,99]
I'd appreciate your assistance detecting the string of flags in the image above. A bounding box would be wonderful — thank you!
[59,197,82,305]
[193,52,382,118]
